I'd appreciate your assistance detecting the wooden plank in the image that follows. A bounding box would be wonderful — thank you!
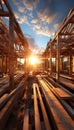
[0,95,16,130]
[59,79,74,90]
[36,83,51,130]
[60,74,74,81]
[9,15,14,90]
[56,35,60,81]
[0,78,25,130]
[0,85,9,97]
[33,83,41,130]
[23,109,29,130]
[54,88,73,99]
[50,43,52,76]
[0,11,9,17]
[38,79,74,130]
[0,94,8,109]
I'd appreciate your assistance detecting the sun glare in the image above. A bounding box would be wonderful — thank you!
[21,59,25,64]
[17,58,25,64]
[29,56,39,65]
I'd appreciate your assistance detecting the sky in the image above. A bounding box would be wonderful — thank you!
[5,0,74,53]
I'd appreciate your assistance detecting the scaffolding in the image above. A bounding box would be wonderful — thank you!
[44,9,74,80]
[0,0,29,89]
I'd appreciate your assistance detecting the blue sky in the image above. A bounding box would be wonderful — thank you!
[6,0,74,53]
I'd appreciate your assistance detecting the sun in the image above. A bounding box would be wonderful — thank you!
[29,56,39,65]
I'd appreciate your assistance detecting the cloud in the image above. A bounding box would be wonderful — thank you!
[37,8,58,24]
[29,12,33,18]
[18,15,28,24]
[31,19,38,24]
[35,24,41,29]
[12,0,20,6]
[14,12,19,19]
[37,29,51,37]
[23,0,39,11]
[25,34,41,53]
[54,23,60,31]
[18,6,25,13]
[30,19,53,37]
[23,0,33,11]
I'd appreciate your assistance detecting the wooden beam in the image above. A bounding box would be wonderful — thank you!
[69,49,72,76]
[33,84,41,130]
[9,15,14,90]
[3,0,13,15]
[56,35,60,81]
[50,43,52,76]
[23,109,29,130]
[59,33,74,36]
[0,10,9,17]
[0,0,4,10]
[3,0,28,48]
[48,9,74,46]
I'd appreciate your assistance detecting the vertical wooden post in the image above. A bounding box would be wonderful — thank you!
[5,56,7,74]
[60,56,62,72]
[56,35,60,81]
[0,55,2,72]
[46,51,48,71]
[9,15,14,90]
[44,53,46,71]
[44,52,46,71]
[24,55,28,74]
[47,49,49,70]
[2,53,4,73]
[69,49,72,76]
[50,43,52,76]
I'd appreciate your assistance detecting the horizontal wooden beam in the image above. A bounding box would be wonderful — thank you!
[0,10,9,17]
[59,38,74,43]
[46,9,74,47]
[59,33,74,36]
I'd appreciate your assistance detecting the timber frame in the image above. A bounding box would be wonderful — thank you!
[0,0,29,89]
[44,9,74,80]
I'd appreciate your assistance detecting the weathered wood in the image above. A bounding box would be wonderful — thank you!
[0,0,29,77]
[59,79,74,90]
[56,35,60,81]
[23,109,29,130]
[33,83,41,130]
[36,83,51,130]
[9,15,14,90]
[69,49,72,76]
[0,95,16,130]
[44,9,74,78]
[0,93,8,109]
[0,78,26,130]
[38,79,74,130]
[0,10,9,17]
[54,88,73,99]
[50,43,52,76]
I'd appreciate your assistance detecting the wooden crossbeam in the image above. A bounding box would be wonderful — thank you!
[59,33,74,36]
[0,10,9,17]
[46,9,74,47]
[0,0,4,10]
[3,0,28,48]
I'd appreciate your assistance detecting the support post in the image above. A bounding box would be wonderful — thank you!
[56,35,60,81]
[5,56,7,74]
[2,53,4,74]
[9,15,14,90]
[50,43,52,76]
[69,49,72,76]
